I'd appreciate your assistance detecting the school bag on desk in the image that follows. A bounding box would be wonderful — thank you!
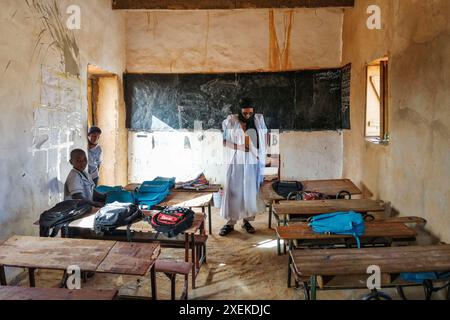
[308,211,365,248]
[136,180,171,209]
[153,177,176,189]
[39,200,92,237]
[272,181,303,199]
[149,207,195,238]
[94,202,143,234]
[105,190,136,204]
[95,185,123,194]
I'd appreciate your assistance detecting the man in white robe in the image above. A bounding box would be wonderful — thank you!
[219,98,268,236]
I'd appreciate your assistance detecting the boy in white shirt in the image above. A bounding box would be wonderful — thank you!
[87,126,103,186]
[64,149,104,207]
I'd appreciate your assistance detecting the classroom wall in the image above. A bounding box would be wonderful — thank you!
[0,0,127,247]
[342,0,450,243]
[126,8,345,183]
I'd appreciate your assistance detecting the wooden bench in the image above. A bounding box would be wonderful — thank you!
[0,285,118,300]
[290,244,450,300]
[155,260,192,300]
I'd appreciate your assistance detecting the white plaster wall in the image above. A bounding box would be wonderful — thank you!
[280,131,343,180]
[126,8,345,184]
[0,0,126,244]
[126,8,344,73]
[342,0,450,243]
[129,131,343,184]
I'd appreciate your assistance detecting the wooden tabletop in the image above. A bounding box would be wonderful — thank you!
[0,236,160,276]
[0,286,118,300]
[260,179,362,202]
[277,221,417,240]
[97,242,160,275]
[301,179,362,196]
[158,192,213,208]
[291,245,450,277]
[0,236,112,272]
[273,199,386,215]
[119,212,205,235]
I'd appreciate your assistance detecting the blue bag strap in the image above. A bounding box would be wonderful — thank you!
[353,233,361,249]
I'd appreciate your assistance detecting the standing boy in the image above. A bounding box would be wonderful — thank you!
[87,126,103,186]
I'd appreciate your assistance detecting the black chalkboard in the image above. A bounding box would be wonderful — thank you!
[124,68,351,131]
[340,64,352,129]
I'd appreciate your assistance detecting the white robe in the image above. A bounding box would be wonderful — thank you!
[220,114,267,221]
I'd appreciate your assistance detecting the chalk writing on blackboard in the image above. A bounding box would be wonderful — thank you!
[125,67,351,132]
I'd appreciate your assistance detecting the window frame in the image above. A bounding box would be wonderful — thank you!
[364,57,389,143]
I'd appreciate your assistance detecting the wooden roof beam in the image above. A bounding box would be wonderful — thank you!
[112,0,355,10]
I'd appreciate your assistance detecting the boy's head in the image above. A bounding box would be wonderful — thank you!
[70,149,88,172]
[88,126,102,145]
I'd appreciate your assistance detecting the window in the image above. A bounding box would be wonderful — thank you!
[365,57,389,143]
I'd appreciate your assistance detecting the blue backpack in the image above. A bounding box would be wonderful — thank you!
[95,185,123,194]
[136,181,171,209]
[308,211,365,248]
[105,190,136,204]
[153,177,176,189]
[139,181,171,193]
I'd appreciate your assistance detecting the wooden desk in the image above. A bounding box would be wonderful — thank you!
[0,286,118,300]
[124,184,215,235]
[261,179,362,229]
[0,236,160,299]
[278,221,417,287]
[66,212,207,290]
[273,199,386,255]
[290,245,450,300]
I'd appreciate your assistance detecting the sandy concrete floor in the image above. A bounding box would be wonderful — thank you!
[10,207,449,300]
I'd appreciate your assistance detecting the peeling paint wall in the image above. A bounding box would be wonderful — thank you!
[0,0,126,242]
[126,9,343,73]
[126,8,345,183]
[342,0,450,242]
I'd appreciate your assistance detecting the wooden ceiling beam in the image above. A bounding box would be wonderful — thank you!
[112,0,355,10]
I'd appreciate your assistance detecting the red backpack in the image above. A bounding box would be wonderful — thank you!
[150,207,195,238]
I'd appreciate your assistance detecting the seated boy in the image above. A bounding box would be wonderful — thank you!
[64,149,105,207]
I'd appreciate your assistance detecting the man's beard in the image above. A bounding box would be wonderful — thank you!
[238,112,255,125]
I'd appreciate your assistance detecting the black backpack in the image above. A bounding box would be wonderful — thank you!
[94,203,143,234]
[272,181,303,199]
[39,200,92,237]
[150,207,195,238]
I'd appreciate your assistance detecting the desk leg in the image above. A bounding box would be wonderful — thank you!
[185,233,189,262]
[191,233,196,290]
[208,203,212,235]
[29,268,36,287]
[150,264,157,300]
[268,203,273,229]
[310,276,317,301]
[287,240,293,288]
[0,266,7,286]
